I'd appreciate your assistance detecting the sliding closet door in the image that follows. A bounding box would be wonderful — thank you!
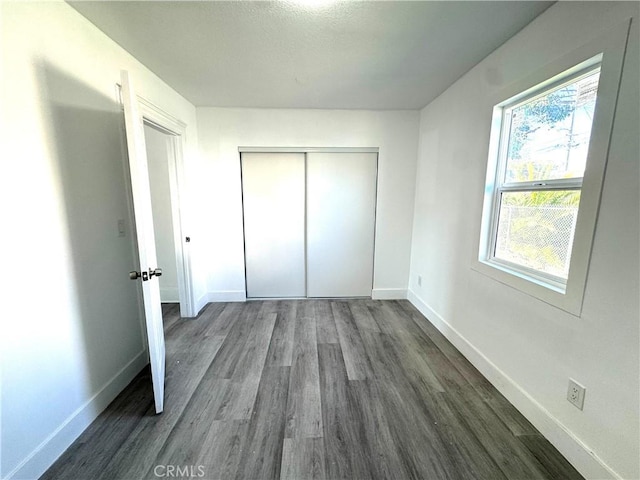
[242,153,306,298]
[306,152,377,297]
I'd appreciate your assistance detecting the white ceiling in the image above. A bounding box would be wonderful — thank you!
[69,1,553,110]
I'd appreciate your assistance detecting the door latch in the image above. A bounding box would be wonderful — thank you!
[149,267,162,278]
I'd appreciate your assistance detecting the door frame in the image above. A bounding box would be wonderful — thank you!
[138,97,196,318]
[239,146,379,154]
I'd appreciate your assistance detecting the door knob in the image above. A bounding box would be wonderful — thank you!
[130,270,149,281]
[149,267,163,278]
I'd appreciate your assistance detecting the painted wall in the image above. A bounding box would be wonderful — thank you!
[145,124,180,303]
[196,108,420,302]
[0,2,201,478]
[408,2,639,479]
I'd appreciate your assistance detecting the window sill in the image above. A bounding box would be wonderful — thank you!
[472,259,582,316]
[485,258,566,293]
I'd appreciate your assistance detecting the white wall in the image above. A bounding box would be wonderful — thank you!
[408,2,639,479]
[0,2,202,478]
[196,108,420,302]
[145,124,180,303]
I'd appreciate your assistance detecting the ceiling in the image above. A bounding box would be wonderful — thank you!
[69,1,553,110]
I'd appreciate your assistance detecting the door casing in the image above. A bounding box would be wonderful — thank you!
[138,98,196,318]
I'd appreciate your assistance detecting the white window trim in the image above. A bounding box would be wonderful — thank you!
[474,20,631,316]
[486,63,599,290]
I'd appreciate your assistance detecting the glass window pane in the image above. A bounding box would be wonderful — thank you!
[494,190,581,279]
[504,70,600,183]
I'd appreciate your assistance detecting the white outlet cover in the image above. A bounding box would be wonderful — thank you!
[567,378,586,410]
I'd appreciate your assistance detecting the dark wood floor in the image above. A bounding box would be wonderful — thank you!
[42,300,583,480]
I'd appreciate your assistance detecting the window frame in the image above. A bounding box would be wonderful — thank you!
[474,22,630,315]
[486,64,601,292]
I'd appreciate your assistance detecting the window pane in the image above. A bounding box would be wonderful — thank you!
[504,71,600,183]
[494,190,581,279]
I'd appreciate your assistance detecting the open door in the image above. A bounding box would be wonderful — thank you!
[121,70,165,414]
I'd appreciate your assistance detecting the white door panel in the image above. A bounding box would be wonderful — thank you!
[121,71,165,413]
[242,153,306,298]
[306,152,377,297]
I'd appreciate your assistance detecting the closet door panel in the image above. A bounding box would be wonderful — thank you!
[306,152,377,297]
[242,153,306,298]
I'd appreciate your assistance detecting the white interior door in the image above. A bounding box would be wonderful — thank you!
[121,71,165,414]
[242,153,306,298]
[306,152,377,297]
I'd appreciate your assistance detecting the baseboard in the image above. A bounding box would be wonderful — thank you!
[195,291,209,315]
[201,289,405,302]
[206,290,247,303]
[6,351,148,480]
[371,288,407,300]
[201,290,402,302]
[194,290,246,315]
[406,289,620,480]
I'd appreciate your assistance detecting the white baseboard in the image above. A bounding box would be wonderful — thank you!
[406,289,620,480]
[194,290,246,315]
[371,288,407,300]
[6,351,148,480]
[199,290,404,303]
[195,291,209,315]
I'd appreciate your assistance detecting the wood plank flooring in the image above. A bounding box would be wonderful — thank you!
[42,300,583,480]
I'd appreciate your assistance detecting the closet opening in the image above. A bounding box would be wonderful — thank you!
[240,147,378,299]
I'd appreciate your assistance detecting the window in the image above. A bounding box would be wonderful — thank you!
[476,22,628,315]
[488,66,600,290]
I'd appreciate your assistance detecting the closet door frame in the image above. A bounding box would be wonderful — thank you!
[239,146,379,299]
[239,147,379,154]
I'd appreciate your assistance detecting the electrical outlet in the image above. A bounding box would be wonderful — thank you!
[417,275,422,287]
[567,378,586,410]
